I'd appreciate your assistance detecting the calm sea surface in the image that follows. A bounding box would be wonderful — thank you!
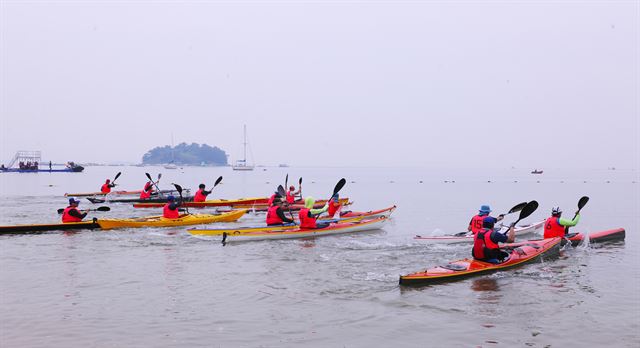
[1,166,639,347]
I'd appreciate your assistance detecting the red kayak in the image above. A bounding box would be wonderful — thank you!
[399,237,562,286]
[564,228,625,246]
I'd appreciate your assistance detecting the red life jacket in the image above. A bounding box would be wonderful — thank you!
[101,183,111,194]
[469,214,486,234]
[140,182,153,199]
[286,191,295,204]
[266,206,284,225]
[163,203,179,219]
[194,189,207,202]
[62,206,83,223]
[328,201,341,218]
[299,208,317,229]
[268,194,276,206]
[544,217,565,239]
[472,229,500,260]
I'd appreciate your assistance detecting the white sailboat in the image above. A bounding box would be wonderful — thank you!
[232,125,254,171]
[165,133,178,169]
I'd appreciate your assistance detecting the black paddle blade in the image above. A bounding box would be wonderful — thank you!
[277,185,286,197]
[508,202,528,214]
[333,178,346,196]
[577,196,589,210]
[157,173,162,181]
[113,172,122,182]
[173,183,183,194]
[299,177,302,185]
[145,172,152,181]
[96,206,111,212]
[214,176,223,186]
[285,174,289,188]
[518,200,539,221]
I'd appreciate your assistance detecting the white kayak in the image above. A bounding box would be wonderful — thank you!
[414,221,544,244]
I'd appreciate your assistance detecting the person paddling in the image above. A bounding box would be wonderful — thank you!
[163,195,181,219]
[543,207,580,239]
[326,194,351,218]
[101,179,116,194]
[472,217,515,263]
[286,185,301,204]
[468,205,504,234]
[194,184,212,203]
[268,191,283,206]
[298,197,330,229]
[62,198,88,223]
[266,197,295,226]
[140,180,155,199]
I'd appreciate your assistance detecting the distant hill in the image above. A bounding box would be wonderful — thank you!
[142,143,228,166]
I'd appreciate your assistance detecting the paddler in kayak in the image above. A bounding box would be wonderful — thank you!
[163,195,182,219]
[286,185,301,204]
[326,194,351,218]
[193,184,212,203]
[468,205,504,235]
[140,180,155,199]
[62,198,88,223]
[543,207,580,239]
[266,196,295,226]
[267,191,283,206]
[299,197,330,229]
[472,217,515,263]
[101,179,116,194]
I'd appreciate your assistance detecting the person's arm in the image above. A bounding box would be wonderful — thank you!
[309,204,329,216]
[558,214,580,227]
[68,209,87,219]
[277,207,294,223]
[109,183,116,188]
[204,190,212,196]
[169,202,181,210]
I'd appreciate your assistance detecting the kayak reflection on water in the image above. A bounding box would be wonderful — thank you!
[471,278,500,292]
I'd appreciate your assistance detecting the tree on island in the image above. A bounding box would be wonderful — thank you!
[142,143,228,165]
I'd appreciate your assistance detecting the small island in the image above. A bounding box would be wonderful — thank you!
[142,143,228,166]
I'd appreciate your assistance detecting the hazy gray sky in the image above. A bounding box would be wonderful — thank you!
[1,1,638,169]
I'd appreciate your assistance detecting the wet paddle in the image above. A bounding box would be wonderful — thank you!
[510,200,539,228]
[145,173,163,195]
[565,196,589,235]
[58,206,110,214]
[172,183,188,214]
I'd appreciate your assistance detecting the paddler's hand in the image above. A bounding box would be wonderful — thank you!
[497,214,505,221]
[575,211,580,216]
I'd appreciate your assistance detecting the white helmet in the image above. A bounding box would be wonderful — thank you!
[552,207,562,216]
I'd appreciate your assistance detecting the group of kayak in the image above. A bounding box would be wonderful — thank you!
[1,172,626,286]
[400,197,626,285]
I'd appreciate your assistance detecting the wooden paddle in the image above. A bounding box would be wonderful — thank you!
[565,196,589,235]
[58,206,110,214]
[172,183,188,214]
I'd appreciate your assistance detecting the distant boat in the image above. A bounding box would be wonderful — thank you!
[1,151,83,173]
[232,125,254,171]
[279,164,289,168]
[531,169,543,174]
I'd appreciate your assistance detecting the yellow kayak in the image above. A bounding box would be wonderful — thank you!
[98,209,247,230]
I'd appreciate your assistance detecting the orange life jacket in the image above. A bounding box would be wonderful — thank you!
[62,206,83,223]
[544,217,565,239]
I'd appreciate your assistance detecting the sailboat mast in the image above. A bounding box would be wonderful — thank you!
[243,125,247,163]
